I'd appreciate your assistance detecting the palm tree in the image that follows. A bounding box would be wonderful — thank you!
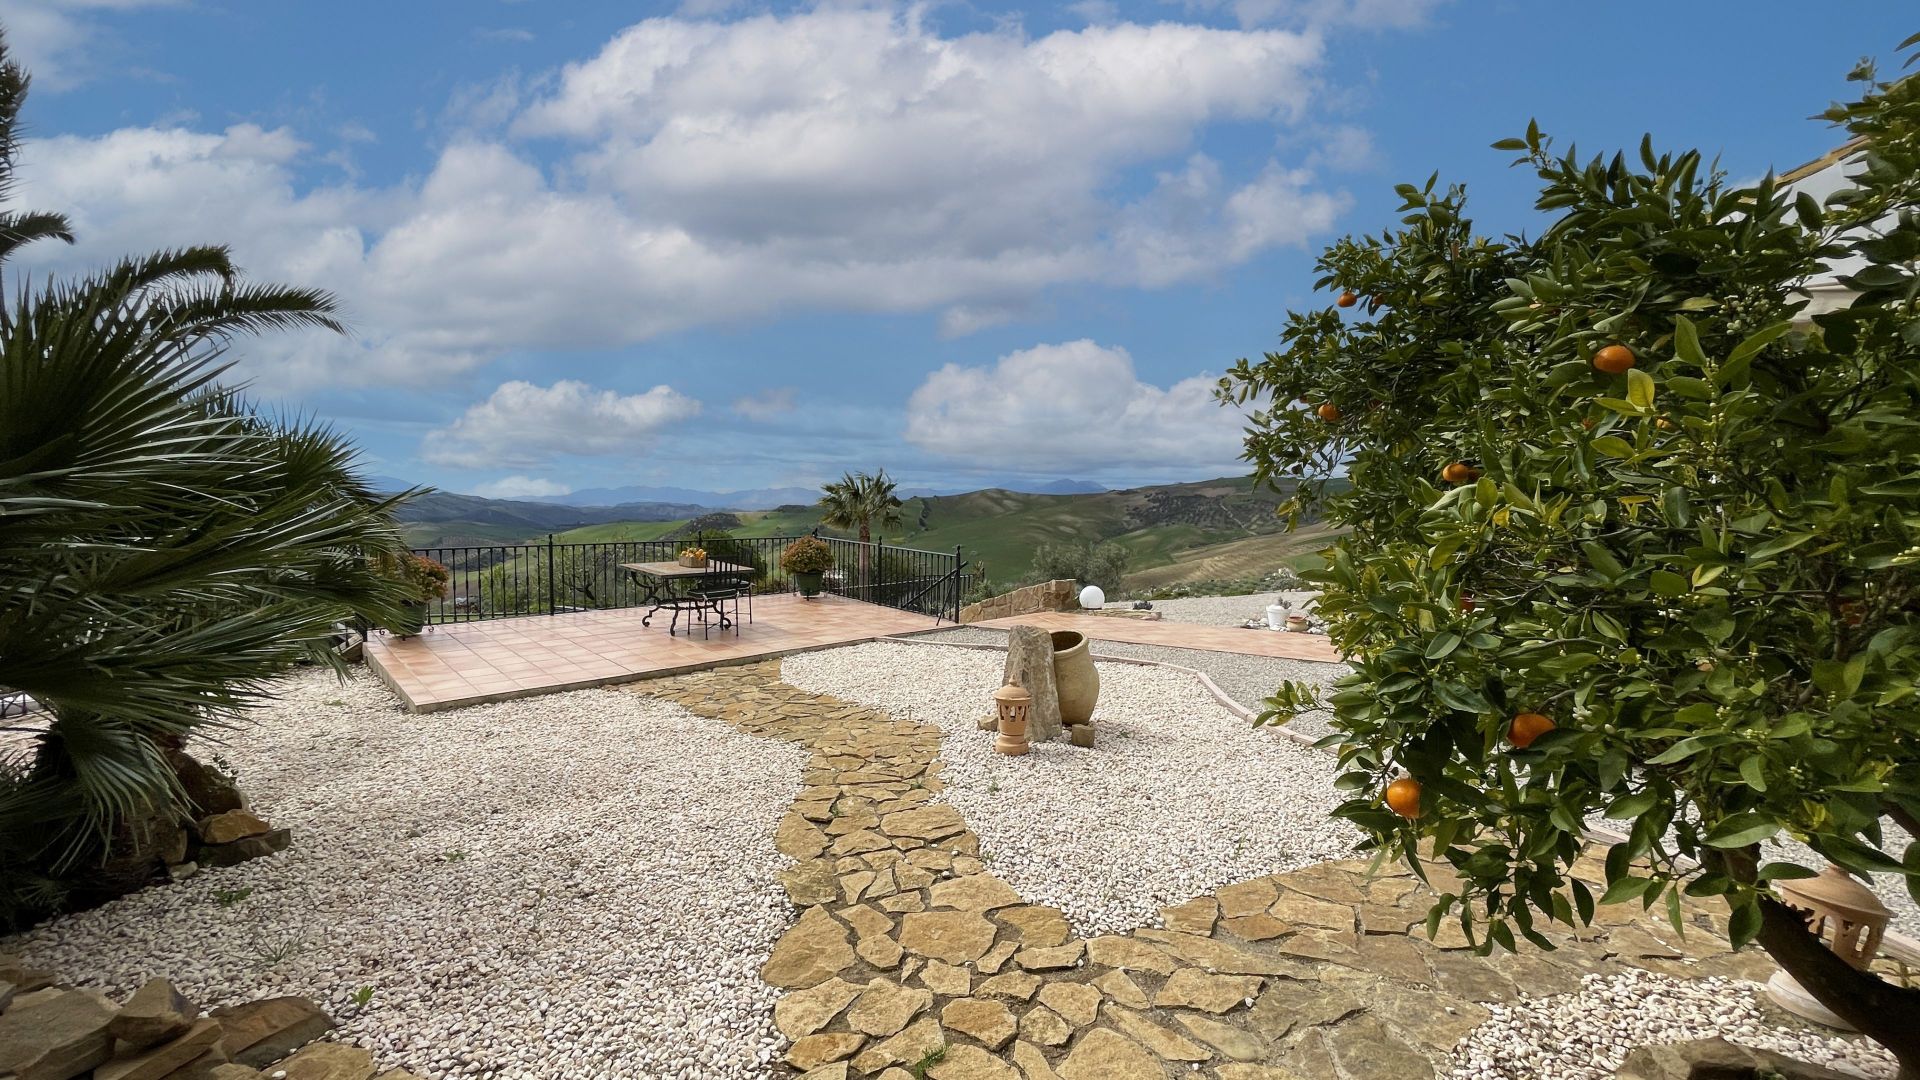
[818,470,904,598]
[0,32,419,922]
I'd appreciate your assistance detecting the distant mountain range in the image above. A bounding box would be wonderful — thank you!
[519,478,1108,508]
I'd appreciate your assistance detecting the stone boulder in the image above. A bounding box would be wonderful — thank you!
[94,1017,222,1080]
[1614,1037,1861,1080]
[0,987,118,1080]
[108,977,198,1049]
[1002,626,1063,742]
[197,828,292,869]
[197,811,271,846]
[210,996,336,1068]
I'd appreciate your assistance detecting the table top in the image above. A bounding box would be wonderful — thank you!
[621,559,752,579]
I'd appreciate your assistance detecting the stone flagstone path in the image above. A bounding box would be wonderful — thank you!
[635,662,1778,1080]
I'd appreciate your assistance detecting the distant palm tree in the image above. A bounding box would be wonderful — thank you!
[0,31,419,922]
[819,470,903,596]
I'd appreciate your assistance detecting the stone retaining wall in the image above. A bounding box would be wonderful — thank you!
[958,579,1079,624]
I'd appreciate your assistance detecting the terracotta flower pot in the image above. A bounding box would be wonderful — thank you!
[1050,630,1099,726]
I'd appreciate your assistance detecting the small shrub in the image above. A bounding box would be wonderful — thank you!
[214,886,253,906]
[780,536,833,574]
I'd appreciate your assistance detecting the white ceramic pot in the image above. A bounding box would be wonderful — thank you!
[1266,604,1288,630]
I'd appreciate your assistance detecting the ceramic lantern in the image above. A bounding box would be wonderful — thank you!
[993,682,1031,756]
[1765,863,1893,1029]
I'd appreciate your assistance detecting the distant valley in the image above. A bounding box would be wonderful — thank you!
[388,475,1335,592]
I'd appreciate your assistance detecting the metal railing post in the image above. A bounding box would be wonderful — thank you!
[954,545,963,622]
[545,534,556,615]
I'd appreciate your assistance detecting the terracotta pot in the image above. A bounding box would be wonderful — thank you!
[1286,614,1310,632]
[1050,630,1099,726]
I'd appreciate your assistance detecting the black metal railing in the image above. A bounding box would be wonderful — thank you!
[405,532,966,627]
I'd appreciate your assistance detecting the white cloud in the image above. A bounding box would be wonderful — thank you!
[4,0,178,89]
[471,475,572,499]
[8,6,1366,390]
[904,340,1250,472]
[1192,0,1446,30]
[422,380,702,469]
[732,387,797,420]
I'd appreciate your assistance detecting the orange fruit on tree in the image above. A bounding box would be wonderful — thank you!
[1458,594,1475,613]
[1441,462,1479,484]
[1592,344,1636,374]
[1317,403,1342,422]
[1337,290,1359,308]
[1508,712,1556,749]
[1385,777,1423,819]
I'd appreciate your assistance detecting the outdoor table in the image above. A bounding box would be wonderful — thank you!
[620,560,753,636]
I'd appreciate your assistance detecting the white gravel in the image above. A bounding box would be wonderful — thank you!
[1120,590,1321,627]
[4,668,806,1080]
[779,641,1360,937]
[1449,968,1897,1079]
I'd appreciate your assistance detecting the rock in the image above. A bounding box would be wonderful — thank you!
[927,1043,1022,1080]
[929,874,1023,912]
[1057,1028,1166,1080]
[1172,1013,1265,1061]
[783,861,843,906]
[763,906,856,989]
[0,954,55,993]
[976,941,1019,975]
[1214,1068,1310,1080]
[786,1032,866,1071]
[1219,914,1294,942]
[776,813,830,859]
[0,980,14,1012]
[197,810,271,845]
[208,1065,267,1079]
[1035,983,1100,1028]
[1002,626,1063,742]
[109,978,199,1049]
[1215,878,1279,919]
[839,903,894,941]
[1245,980,1364,1040]
[1106,1007,1210,1062]
[1085,936,1177,975]
[274,1042,375,1080]
[167,862,200,883]
[773,977,863,1040]
[918,961,972,997]
[1016,1005,1071,1047]
[166,748,245,815]
[169,1050,239,1079]
[941,997,1017,1050]
[846,979,932,1038]
[851,1017,944,1075]
[798,1064,850,1080]
[1159,897,1217,935]
[976,971,1041,1002]
[95,1018,222,1080]
[372,1072,427,1080]
[0,987,117,1080]
[1153,968,1263,1014]
[1319,1014,1433,1080]
[857,935,906,969]
[1010,1040,1063,1080]
[1092,971,1149,1010]
[209,996,336,1068]
[880,806,967,841]
[996,906,1071,948]
[1013,942,1082,971]
[1268,891,1354,932]
[197,828,291,868]
[899,910,998,965]
[1066,724,1094,748]
[1614,1037,1860,1080]
[1135,931,1309,977]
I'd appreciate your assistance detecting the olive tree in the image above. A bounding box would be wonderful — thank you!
[1224,44,1920,1069]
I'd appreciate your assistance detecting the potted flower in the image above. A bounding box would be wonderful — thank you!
[780,536,832,599]
[677,545,708,568]
[378,553,451,637]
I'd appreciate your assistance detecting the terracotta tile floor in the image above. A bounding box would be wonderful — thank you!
[969,610,1344,663]
[364,593,944,712]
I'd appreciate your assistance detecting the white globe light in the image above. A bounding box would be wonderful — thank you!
[1079,585,1105,610]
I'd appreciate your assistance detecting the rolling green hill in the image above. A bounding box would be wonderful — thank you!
[431,476,1342,594]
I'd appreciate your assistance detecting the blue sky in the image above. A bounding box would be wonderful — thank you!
[7,1,1912,499]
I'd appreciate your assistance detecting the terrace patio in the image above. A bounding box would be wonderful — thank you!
[364,591,944,712]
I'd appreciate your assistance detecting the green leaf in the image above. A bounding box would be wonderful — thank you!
[1626,368,1656,410]
[1599,876,1653,905]
[1605,790,1658,819]
[1728,898,1762,949]
[1703,811,1778,849]
[1425,632,1463,660]
[1590,435,1634,459]
[1747,532,1813,563]
[1756,861,1818,881]
[1673,315,1706,365]
[1738,755,1767,792]
[1648,570,1688,597]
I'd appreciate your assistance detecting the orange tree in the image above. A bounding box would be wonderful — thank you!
[1223,43,1920,1068]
